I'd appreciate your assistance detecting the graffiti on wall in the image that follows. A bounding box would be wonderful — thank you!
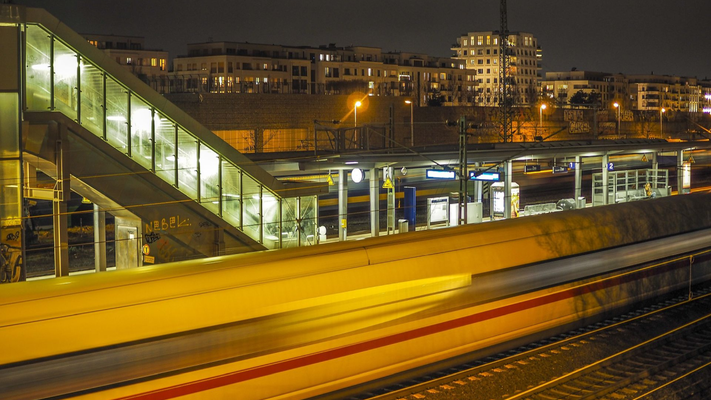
[564,109,583,122]
[0,226,22,283]
[569,121,591,134]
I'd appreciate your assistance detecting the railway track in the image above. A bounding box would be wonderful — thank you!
[340,287,711,400]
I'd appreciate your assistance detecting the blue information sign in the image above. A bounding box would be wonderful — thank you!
[469,171,501,181]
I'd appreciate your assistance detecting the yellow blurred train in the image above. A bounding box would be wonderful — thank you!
[1,192,710,399]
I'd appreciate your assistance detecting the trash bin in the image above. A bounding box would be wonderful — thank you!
[398,219,409,233]
[576,197,586,209]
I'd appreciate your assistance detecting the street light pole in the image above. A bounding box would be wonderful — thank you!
[354,100,361,127]
[660,107,666,137]
[405,100,414,146]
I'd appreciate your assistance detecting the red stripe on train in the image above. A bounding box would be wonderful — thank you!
[119,259,685,399]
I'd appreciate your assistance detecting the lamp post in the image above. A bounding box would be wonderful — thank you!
[405,100,414,146]
[614,102,621,136]
[660,107,666,137]
[354,101,361,127]
[539,103,547,137]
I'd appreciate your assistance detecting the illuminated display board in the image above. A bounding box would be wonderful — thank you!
[469,171,501,181]
[426,169,456,180]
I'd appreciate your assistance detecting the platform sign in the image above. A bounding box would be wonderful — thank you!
[470,171,501,181]
[426,169,456,180]
[682,161,691,193]
[552,166,569,174]
[524,165,541,173]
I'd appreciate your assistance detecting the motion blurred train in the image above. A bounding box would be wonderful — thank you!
[1,192,710,399]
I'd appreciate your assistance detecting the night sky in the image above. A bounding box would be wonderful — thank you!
[15,0,711,79]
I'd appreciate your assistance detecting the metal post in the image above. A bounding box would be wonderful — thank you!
[602,153,609,205]
[338,169,348,241]
[53,124,70,277]
[504,160,512,218]
[651,152,659,189]
[458,117,468,225]
[574,155,582,201]
[409,101,414,147]
[369,168,379,237]
[473,162,483,203]
[94,204,106,272]
[677,149,684,194]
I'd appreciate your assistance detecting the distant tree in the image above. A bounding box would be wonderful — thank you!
[427,94,444,107]
[569,90,601,106]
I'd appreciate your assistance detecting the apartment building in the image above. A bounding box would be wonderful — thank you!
[627,75,702,112]
[540,70,627,107]
[541,71,710,113]
[452,31,541,106]
[83,34,169,94]
[170,42,477,106]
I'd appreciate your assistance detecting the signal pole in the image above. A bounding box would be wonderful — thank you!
[498,0,513,143]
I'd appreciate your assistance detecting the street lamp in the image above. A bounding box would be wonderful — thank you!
[405,100,414,146]
[613,102,621,136]
[539,103,547,136]
[354,101,361,127]
[660,107,666,137]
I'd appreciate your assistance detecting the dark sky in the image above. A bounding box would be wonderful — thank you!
[16,0,711,79]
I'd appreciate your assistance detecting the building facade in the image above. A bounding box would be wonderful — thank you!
[541,71,711,114]
[452,31,541,106]
[82,34,170,94]
[169,42,477,106]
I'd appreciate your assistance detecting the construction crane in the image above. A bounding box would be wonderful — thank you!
[498,0,513,143]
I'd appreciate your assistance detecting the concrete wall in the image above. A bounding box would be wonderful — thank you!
[165,93,711,152]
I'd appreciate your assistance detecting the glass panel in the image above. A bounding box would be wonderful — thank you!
[53,39,78,119]
[79,59,104,136]
[106,77,128,152]
[281,197,298,248]
[25,24,51,111]
[221,161,241,228]
[0,160,21,227]
[299,195,317,246]
[199,146,219,214]
[0,93,20,158]
[242,174,261,242]
[130,96,152,169]
[155,113,176,185]
[263,189,279,249]
[177,127,198,199]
